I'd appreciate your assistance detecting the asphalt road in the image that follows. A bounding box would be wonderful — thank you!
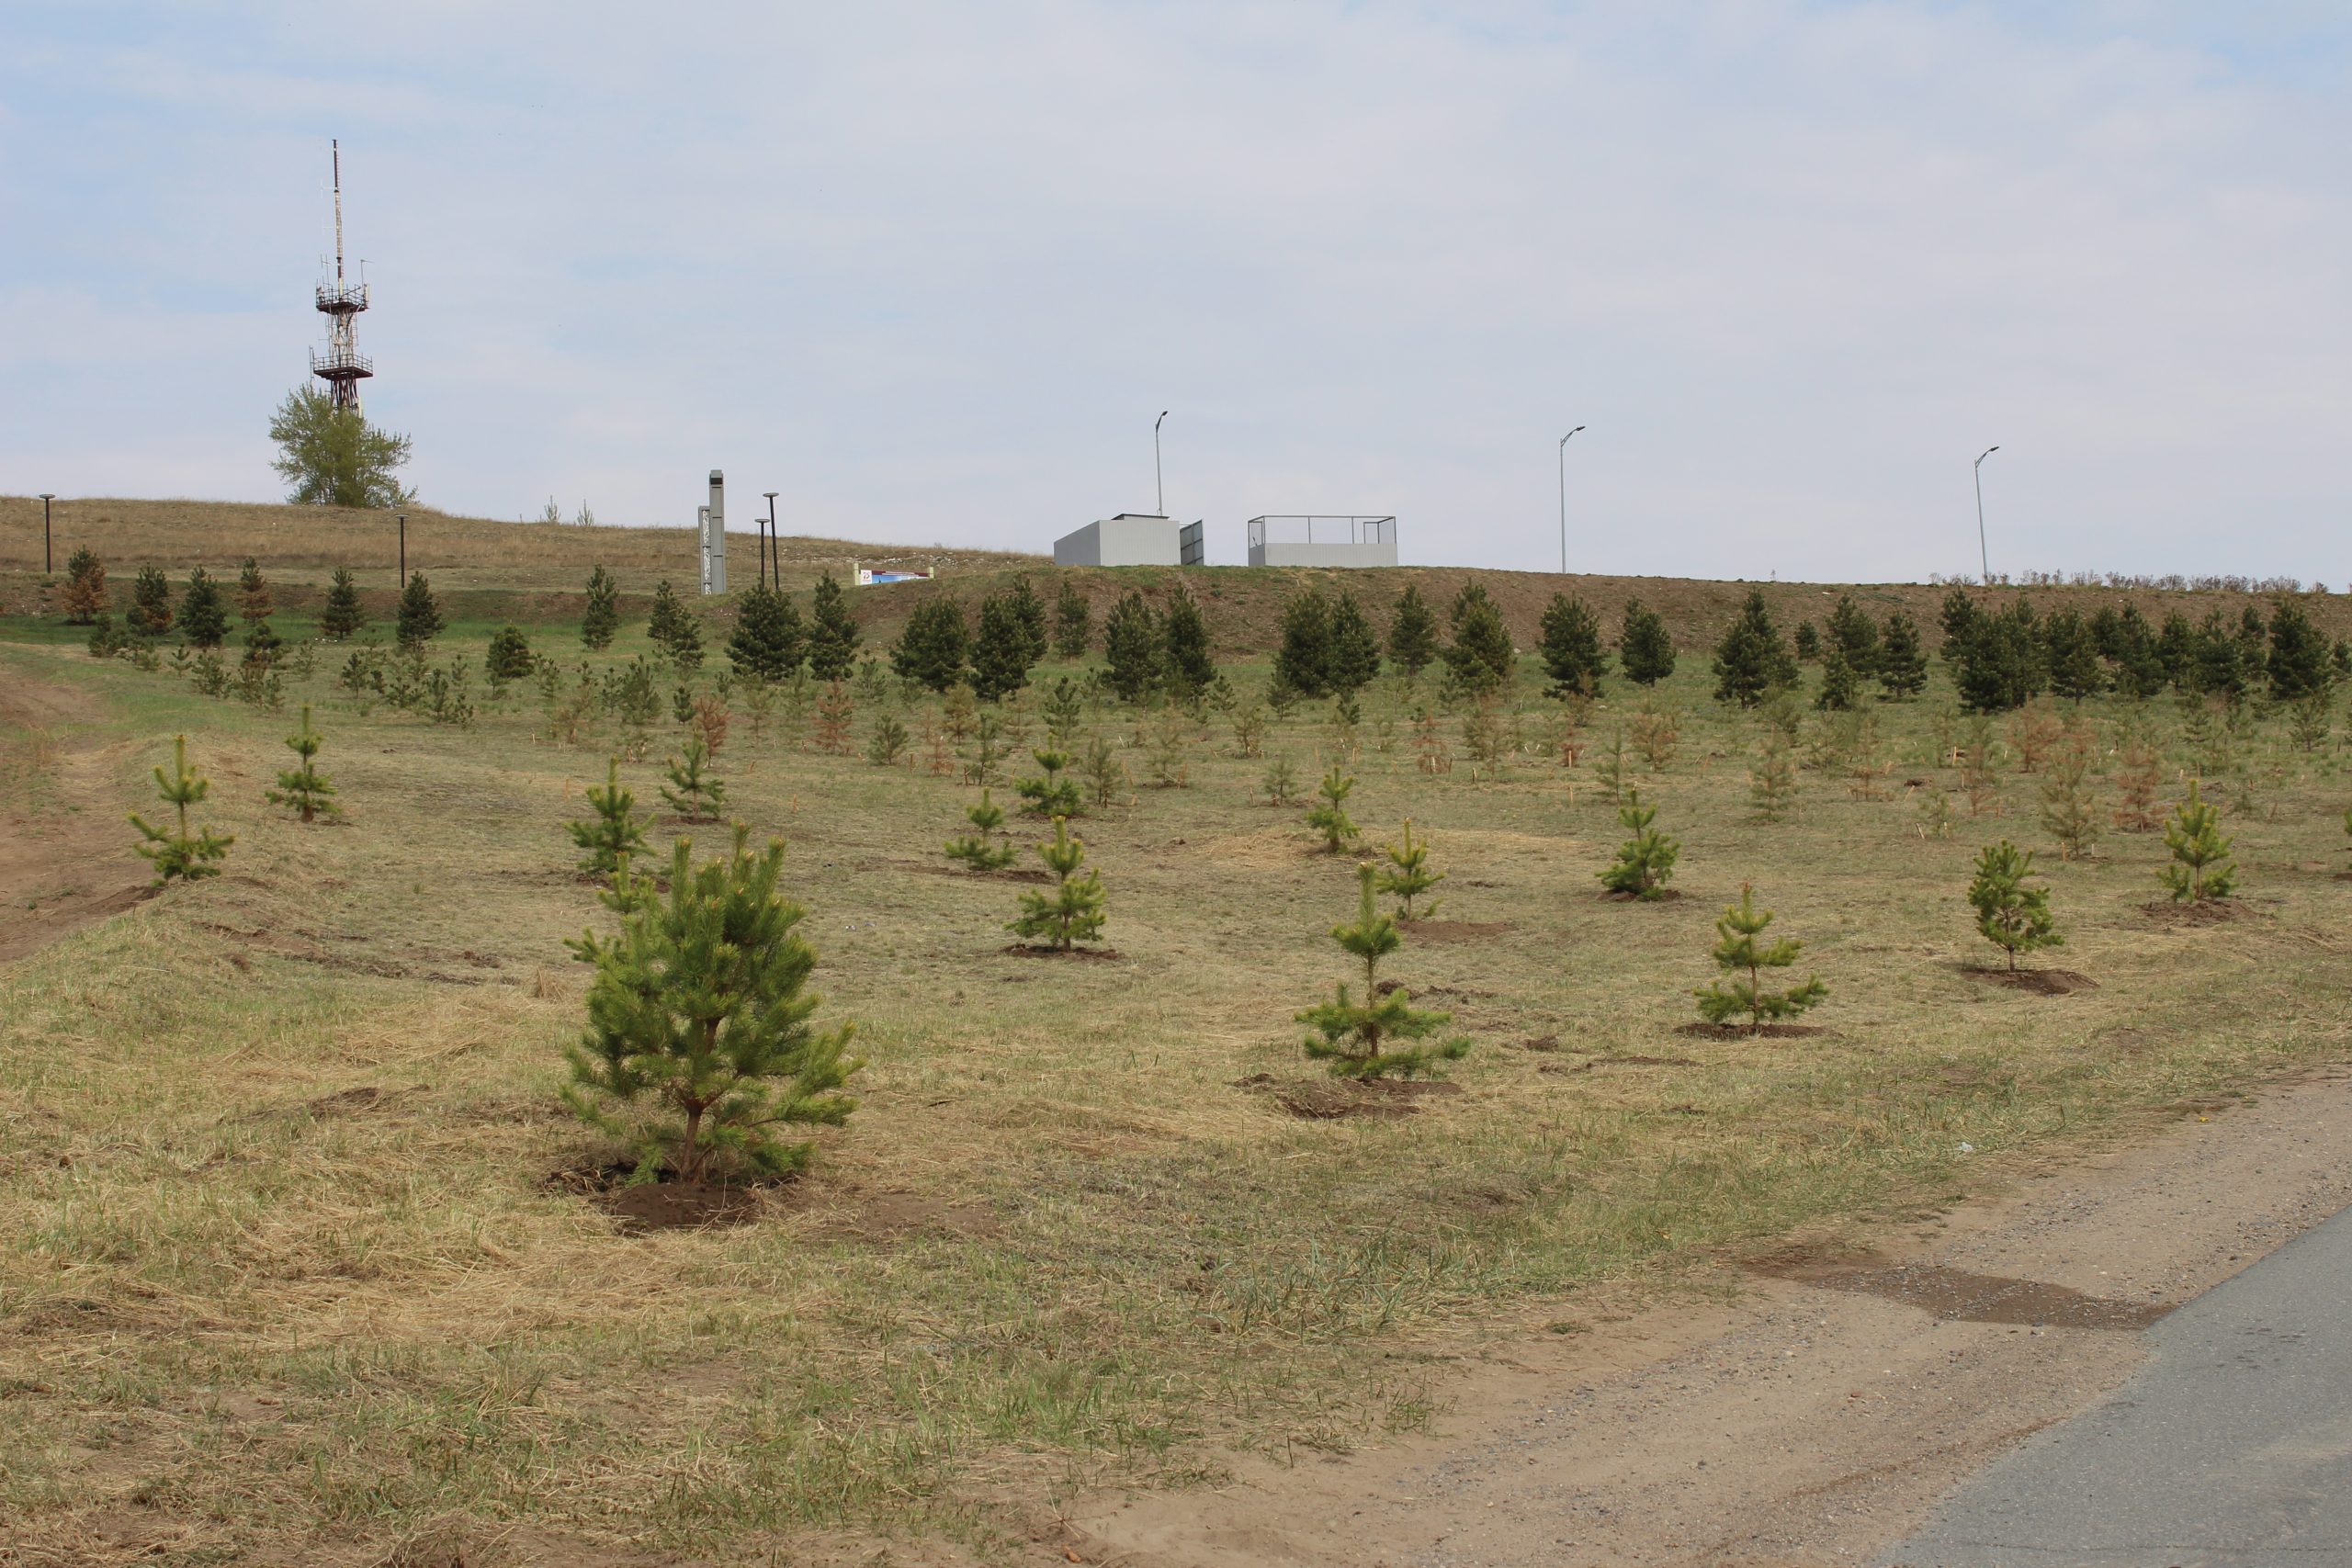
[1884,1199,2352,1567]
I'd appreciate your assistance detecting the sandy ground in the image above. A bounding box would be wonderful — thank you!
[1062,1066,2352,1567]
[0,674,150,966]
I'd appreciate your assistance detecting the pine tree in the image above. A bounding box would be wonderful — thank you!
[394,570,444,649]
[1815,646,1860,711]
[1537,592,1610,698]
[1954,600,2045,713]
[1273,588,1333,698]
[1939,588,1983,662]
[266,705,342,822]
[1041,676,1085,746]
[242,605,283,670]
[969,592,1038,702]
[1160,592,1217,699]
[1101,591,1161,704]
[319,566,367,640]
[581,565,620,650]
[1016,748,1083,818]
[2107,604,2165,700]
[1325,592,1382,695]
[1080,734,1125,807]
[2155,612,2197,689]
[728,582,805,682]
[1009,817,1107,951]
[1376,818,1444,919]
[2041,608,2104,700]
[660,736,729,820]
[181,567,230,648]
[1793,621,1822,663]
[1005,576,1050,671]
[569,759,650,879]
[1298,863,1470,1080]
[2188,609,2246,700]
[2158,781,2236,903]
[893,597,970,693]
[1053,578,1092,657]
[236,558,272,625]
[1713,590,1796,707]
[130,735,234,883]
[127,564,175,637]
[647,579,685,660]
[485,625,537,683]
[60,549,108,624]
[1306,763,1361,853]
[2267,598,2332,701]
[1694,884,1827,1032]
[2112,742,2165,831]
[1443,582,1516,694]
[865,712,910,766]
[1386,585,1440,678]
[2039,731,2102,860]
[1620,598,1676,685]
[806,573,861,681]
[1749,728,1798,821]
[1877,610,1928,699]
[945,790,1020,872]
[810,682,854,754]
[1825,593,1880,675]
[564,826,860,1183]
[1966,840,2061,972]
[1599,789,1680,900]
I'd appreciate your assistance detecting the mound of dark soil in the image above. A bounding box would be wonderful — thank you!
[1964,966,2097,997]
[1233,1073,1463,1121]
[548,1161,775,1234]
[1675,1021,1831,1041]
[1002,942,1125,961]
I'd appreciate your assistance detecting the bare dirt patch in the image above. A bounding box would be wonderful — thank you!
[548,1162,774,1235]
[0,676,153,967]
[1751,1256,2171,1330]
[1676,1021,1833,1040]
[1233,1073,1464,1121]
[1543,1052,1699,1075]
[1001,942,1125,961]
[1397,918,1515,943]
[2143,897,2261,925]
[1963,965,2098,997]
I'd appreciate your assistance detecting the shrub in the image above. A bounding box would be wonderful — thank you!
[1966,840,2061,971]
[1306,763,1360,852]
[1599,789,1679,900]
[266,705,341,822]
[564,827,861,1183]
[2158,781,2236,902]
[945,790,1019,872]
[1694,884,1826,1032]
[1297,864,1470,1079]
[1009,817,1107,951]
[130,735,234,884]
[569,759,650,879]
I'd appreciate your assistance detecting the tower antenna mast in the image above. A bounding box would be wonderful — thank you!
[311,139,373,413]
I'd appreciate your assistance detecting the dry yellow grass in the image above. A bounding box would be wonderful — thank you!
[3,579,2349,1562]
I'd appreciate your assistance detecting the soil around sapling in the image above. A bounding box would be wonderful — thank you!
[1675,1021,1833,1040]
[1001,942,1125,961]
[1397,919,1516,942]
[1233,1072,1464,1121]
[548,1160,782,1235]
[1962,965,2098,997]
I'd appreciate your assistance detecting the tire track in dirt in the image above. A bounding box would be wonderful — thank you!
[0,671,152,966]
[1060,1067,2352,1567]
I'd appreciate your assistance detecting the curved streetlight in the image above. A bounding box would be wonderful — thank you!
[1973,446,2001,584]
[1556,427,1586,574]
[1154,411,1170,516]
[763,491,780,589]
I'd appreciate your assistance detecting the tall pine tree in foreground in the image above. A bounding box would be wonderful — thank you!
[2158,781,2236,903]
[1297,863,1470,1080]
[1620,599,1676,686]
[564,826,861,1183]
[569,759,650,879]
[130,735,234,884]
[319,566,367,640]
[1966,840,2060,972]
[1008,817,1107,952]
[1694,884,1826,1033]
[266,705,341,822]
[581,565,620,650]
[1599,789,1680,899]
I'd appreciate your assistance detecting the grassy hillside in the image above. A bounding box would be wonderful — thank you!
[6,495,2348,663]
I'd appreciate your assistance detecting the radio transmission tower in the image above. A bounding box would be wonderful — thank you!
[311,140,372,412]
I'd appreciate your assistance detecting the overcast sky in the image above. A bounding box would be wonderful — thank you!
[5,3,2347,581]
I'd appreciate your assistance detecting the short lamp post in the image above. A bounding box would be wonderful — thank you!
[38,493,55,575]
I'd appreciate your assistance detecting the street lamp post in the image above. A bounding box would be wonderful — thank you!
[1154,411,1169,516]
[1556,427,1585,575]
[1973,446,2000,584]
[398,512,407,581]
[763,492,780,590]
[38,493,55,575]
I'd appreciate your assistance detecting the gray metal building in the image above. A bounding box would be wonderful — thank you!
[1053,513,1204,567]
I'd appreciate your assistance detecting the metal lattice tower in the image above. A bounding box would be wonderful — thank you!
[311,140,372,412]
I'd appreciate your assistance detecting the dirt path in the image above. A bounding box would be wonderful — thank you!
[1063,1067,2352,1567]
[0,669,149,965]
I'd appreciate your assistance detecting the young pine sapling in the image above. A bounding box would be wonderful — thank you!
[1297,863,1471,1079]
[266,704,341,822]
[1694,884,1827,1033]
[944,789,1019,872]
[130,735,234,884]
[1599,789,1680,900]
[1966,839,2062,972]
[660,736,729,822]
[570,758,650,879]
[1376,818,1444,919]
[1008,816,1107,952]
[1306,763,1360,852]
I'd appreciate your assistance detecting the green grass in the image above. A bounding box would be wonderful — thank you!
[2,617,2347,1562]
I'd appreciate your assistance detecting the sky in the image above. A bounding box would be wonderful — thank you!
[4,2,2348,582]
